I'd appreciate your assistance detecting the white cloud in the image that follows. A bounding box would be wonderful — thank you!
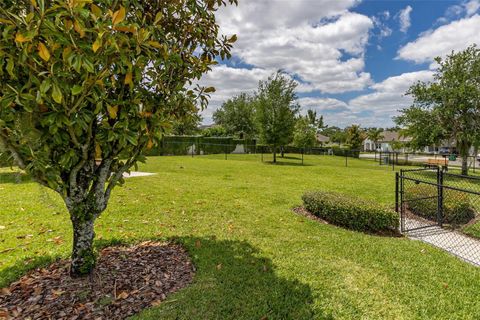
[349,70,434,112]
[397,14,480,63]
[465,0,480,16]
[198,65,272,123]
[214,0,373,95]
[399,5,413,33]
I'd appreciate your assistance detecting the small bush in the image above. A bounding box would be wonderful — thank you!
[302,191,399,233]
[405,185,475,226]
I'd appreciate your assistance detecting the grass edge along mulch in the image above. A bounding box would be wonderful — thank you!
[0,241,194,320]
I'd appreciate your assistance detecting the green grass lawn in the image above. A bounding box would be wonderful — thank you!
[2,154,480,319]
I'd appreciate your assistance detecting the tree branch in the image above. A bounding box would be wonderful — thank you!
[0,131,26,170]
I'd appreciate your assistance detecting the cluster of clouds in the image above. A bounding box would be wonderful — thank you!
[199,0,480,127]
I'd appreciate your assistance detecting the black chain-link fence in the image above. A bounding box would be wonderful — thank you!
[397,167,480,266]
[366,151,479,173]
[150,140,365,165]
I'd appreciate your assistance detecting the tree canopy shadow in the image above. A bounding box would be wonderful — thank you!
[136,236,315,320]
[1,237,316,319]
[263,161,312,167]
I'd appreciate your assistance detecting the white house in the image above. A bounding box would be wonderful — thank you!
[363,131,411,152]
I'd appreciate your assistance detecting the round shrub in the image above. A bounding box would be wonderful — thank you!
[302,191,399,233]
[405,185,475,226]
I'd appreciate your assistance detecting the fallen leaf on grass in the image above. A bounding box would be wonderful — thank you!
[1,288,11,296]
[195,240,201,248]
[116,291,129,299]
[151,299,162,306]
[0,309,9,319]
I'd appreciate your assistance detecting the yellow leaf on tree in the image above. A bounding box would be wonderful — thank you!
[38,43,50,62]
[147,139,154,150]
[63,46,72,60]
[15,33,30,43]
[107,105,118,119]
[74,20,85,38]
[147,41,163,49]
[124,72,133,86]
[92,38,101,53]
[112,6,126,25]
[91,3,102,17]
[65,19,73,30]
[95,143,102,159]
[113,25,136,33]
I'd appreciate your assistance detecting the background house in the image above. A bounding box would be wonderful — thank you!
[363,131,411,152]
[316,134,330,145]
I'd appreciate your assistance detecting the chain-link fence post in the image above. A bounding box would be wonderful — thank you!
[437,167,444,227]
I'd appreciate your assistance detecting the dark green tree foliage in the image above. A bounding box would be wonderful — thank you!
[201,125,228,137]
[213,93,256,138]
[322,126,346,145]
[396,45,480,175]
[346,125,365,153]
[171,111,202,136]
[293,116,316,149]
[0,0,237,275]
[255,72,300,163]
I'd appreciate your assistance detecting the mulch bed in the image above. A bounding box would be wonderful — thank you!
[0,241,195,320]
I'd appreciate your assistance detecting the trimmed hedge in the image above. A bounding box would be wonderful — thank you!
[146,136,258,156]
[200,137,236,154]
[405,185,475,226]
[302,191,399,233]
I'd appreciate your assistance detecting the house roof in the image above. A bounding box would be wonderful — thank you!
[316,134,330,143]
[378,131,411,143]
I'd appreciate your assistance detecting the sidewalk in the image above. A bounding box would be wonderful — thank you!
[405,218,480,266]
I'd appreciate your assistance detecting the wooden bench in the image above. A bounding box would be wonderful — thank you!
[425,158,449,170]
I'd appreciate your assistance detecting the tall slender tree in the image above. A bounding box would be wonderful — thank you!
[0,0,237,275]
[255,72,299,163]
[346,125,365,157]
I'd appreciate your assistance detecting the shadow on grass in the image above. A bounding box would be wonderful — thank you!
[1,236,315,319]
[263,161,312,167]
[0,171,30,184]
[136,236,315,320]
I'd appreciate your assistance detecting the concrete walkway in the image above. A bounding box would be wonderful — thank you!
[123,171,156,178]
[405,218,480,266]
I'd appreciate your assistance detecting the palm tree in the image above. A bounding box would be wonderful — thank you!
[367,128,384,151]
[306,109,325,133]
[367,128,384,160]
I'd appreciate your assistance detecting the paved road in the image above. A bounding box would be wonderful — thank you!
[360,153,479,169]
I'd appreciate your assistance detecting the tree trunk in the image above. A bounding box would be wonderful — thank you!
[461,155,468,176]
[70,215,96,276]
[281,146,284,158]
[459,140,471,176]
[273,145,277,163]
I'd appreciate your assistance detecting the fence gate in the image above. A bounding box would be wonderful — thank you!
[396,167,480,266]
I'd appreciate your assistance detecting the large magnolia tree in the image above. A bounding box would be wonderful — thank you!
[0,0,237,276]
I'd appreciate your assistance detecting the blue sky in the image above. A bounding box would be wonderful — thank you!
[199,0,480,128]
